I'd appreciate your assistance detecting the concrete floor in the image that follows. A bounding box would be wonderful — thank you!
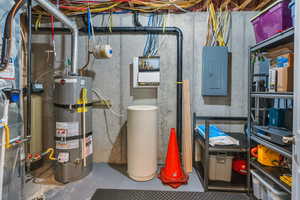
[25,163,204,200]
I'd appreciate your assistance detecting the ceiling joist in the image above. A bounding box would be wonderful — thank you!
[255,0,274,10]
[235,0,253,11]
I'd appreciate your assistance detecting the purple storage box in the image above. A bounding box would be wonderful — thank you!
[289,0,295,25]
[251,0,292,43]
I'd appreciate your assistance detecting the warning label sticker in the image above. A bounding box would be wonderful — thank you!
[56,122,79,137]
[56,122,79,150]
[56,140,79,150]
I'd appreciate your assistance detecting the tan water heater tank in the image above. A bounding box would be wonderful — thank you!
[127,105,158,181]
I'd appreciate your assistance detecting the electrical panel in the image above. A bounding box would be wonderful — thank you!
[133,56,160,88]
[202,46,228,96]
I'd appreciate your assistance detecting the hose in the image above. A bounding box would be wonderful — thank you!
[45,148,56,160]
[0,0,25,70]
[79,51,92,75]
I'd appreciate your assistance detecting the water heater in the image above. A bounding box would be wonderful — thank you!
[54,76,93,183]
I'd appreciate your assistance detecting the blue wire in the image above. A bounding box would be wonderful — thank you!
[143,15,152,56]
[87,8,92,39]
[143,14,162,56]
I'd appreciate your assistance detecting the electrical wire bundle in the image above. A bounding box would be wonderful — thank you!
[143,14,163,57]
[205,2,231,47]
[32,0,207,16]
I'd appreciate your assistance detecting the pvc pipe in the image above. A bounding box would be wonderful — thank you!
[82,89,87,167]
[34,0,79,75]
[0,100,9,200]
[0,127,6,200]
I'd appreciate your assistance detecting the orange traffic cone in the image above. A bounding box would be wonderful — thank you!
[158,128,188,188]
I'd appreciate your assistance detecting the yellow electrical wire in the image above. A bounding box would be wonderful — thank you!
[162,13,167,32]
[109,12,112,33]
[35,14,42,31]
[90,2,121,13]
[208,2,225,46]
[45,148,56,160]
[31,0,206,15]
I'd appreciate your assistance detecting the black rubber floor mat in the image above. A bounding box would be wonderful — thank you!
[91,189,250,200]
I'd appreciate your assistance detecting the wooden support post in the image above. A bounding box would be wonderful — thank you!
[235,0,253,11]
[183,80,193,173]
[255,0,273,10]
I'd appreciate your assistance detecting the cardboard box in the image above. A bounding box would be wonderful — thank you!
[269,53,294,68]
[267,42,294,53]
[277,67,293,92]
[277,53,294,68]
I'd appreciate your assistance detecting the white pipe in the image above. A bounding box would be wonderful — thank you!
[0,100,9,200]
[82,100,86,167]
[0,127,5,200]
[34,0,78,74]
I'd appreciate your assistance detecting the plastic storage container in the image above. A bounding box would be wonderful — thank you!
[289,0,295,26]
[127,105,158,181]
[251,170,290,200]
[208,154,233,182]
[252,173,263,199]
[251,0,292,43]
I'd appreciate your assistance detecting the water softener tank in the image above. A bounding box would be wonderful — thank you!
[127,105,158,181]
[54,76,93,183]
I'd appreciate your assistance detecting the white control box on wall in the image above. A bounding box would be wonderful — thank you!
[132,56,160,88]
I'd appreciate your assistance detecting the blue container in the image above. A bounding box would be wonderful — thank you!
[289,0,295,26]
[268,108,284,127]
[10,91,20,103]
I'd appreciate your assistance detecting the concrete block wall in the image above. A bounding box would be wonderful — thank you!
[32,12,256,164]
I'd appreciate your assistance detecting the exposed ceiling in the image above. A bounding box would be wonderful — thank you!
[32,0,277,16]
[193,0,276,11]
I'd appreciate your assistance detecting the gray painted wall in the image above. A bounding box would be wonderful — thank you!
[32,12,256,164]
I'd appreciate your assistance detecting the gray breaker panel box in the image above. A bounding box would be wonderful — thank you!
[202,46,229,96]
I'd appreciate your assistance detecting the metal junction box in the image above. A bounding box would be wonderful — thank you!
[202,46,229,96]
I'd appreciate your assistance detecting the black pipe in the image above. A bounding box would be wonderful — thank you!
[133,12,142,27]
[33,26,184,153]
[27,0,32,138]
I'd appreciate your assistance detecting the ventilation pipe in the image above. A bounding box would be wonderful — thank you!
[34,0,78,75]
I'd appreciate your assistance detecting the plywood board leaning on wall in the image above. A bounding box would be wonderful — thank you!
[183,80,192,173]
